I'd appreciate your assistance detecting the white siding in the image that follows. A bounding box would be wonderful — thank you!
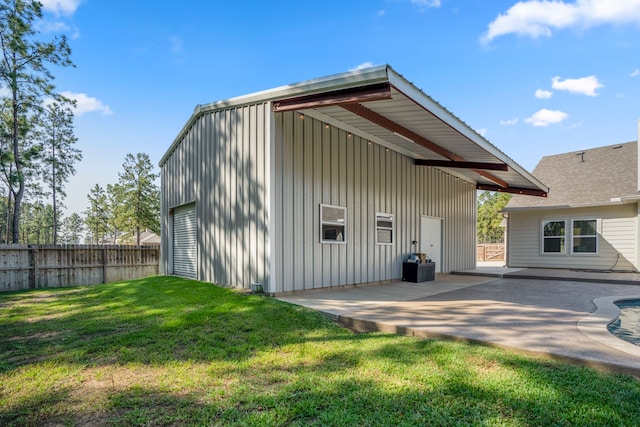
[272,112,476,293]
[160,103,271,287]
[508,204,638,271]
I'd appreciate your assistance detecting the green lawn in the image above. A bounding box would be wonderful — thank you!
[1,276,639,426]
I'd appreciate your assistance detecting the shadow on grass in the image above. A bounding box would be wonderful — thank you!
[14,355,640,426]
[0,276,353,372]
[2,276,640,426]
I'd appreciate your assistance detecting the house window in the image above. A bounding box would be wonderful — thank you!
[572,219,598,254]
[542,220,566,254]
[320,204,346,243]
[376,212,394,245]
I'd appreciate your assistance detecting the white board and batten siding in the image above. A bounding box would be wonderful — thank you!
[160,102,271,287]
[272,112,476,293]
[508,204,638,271]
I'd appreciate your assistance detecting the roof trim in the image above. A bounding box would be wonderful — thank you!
[272,82,392,112]
[415,159,508,171]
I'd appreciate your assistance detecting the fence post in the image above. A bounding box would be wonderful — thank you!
[102,246,107,284]
[32,246,39,289]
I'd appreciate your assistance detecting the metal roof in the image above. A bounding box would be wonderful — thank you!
[160,64,547,196]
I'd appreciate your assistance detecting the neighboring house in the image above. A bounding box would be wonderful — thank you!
[118,231,161,245]
[159,65,547,294]
[98,231,161,245]
[504,138,640,272]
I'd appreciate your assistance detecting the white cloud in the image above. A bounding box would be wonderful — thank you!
[60,91,112,116]
[476,128,488,137]
[411,0,441,8]
[551,75,603,96]
[631,69,640,77]
[482,0,640,43]
[40,0,82,16]
[349,62,375,71]
[525,109,568,127]
[500,118,519,126]
[36,20,69,33]
[169,36,184,55]
[534,89,553,99]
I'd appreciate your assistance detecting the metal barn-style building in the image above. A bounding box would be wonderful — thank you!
[159,65,547,294]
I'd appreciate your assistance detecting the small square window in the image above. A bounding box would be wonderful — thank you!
[320,204,346,244]
[376,212,394,245]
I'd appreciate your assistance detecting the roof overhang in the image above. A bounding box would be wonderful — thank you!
[161,65,548,197]
[271,65,547,196]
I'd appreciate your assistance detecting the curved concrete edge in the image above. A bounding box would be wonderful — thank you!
[578,295,640,358]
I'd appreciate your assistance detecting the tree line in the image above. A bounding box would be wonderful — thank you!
[477,190,511,244]
[0,1,159,245]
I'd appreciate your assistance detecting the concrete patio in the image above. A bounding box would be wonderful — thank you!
[277,269,640,376]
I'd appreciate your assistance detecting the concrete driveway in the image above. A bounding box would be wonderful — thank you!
[277,273,640,376]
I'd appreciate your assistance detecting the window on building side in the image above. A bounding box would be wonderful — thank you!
[376,212,394,245]
[572,219,598,254]
[542,220,566,254]
[320,204,346,243]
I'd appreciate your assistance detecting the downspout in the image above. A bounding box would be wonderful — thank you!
[503,212,510,267]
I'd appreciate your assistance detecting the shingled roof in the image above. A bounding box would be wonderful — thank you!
[505,140,639,210]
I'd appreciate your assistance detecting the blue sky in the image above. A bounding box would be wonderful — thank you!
[36,0,640,214]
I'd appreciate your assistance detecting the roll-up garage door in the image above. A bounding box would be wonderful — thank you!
[172,204,197,278]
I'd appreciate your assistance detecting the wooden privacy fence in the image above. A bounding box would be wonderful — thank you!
[0,244,160,292]
[476,243,505,262]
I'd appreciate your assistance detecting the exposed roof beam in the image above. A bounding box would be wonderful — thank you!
[342,103,509,188]
[414,159,508,171]
[477,183,548,197]
[272,83,392,113]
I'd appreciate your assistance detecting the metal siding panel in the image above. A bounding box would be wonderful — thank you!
[338,130,348,285]
[312,121,324,288]
[330,128,340,286]
[238,109,248,285]
[203,113,212,282]
[274,112,285,290]
[346,133,356,285]
[248,106,257,285]
[258,103,268,290]
[293,113,305,289]
[302,120,315,289]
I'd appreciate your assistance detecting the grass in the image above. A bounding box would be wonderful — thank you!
[1,276,639,426]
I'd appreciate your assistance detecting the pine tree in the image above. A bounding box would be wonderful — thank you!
[0,0,74,243]
[39,99,81,244]
[84,184,109,244]
[115,153,160,245]
[60,212,84,244]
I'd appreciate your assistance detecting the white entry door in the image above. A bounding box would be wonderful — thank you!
[420,216,442,273]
